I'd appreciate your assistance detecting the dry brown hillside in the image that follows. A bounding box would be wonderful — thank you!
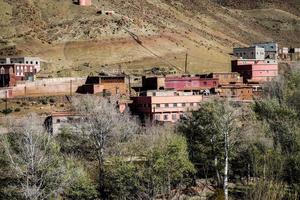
[0,0,299,77]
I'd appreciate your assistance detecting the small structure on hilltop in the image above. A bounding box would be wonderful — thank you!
[78,0,92,6]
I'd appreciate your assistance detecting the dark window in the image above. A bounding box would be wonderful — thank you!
[164,115,168,120]
[36,61,38,64]
[56,119,61,123]
[182,103,186,107]
[165,103,169,108]
[203,81,207,85]
[30,61,33,64]
[156,104,160,108]
[173,103,177,107]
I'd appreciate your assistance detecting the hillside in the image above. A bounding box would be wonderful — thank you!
[0,0,299,76]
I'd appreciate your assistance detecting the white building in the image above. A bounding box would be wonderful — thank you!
[253,42,278,60]
[0,57,41,72]
[233,46,265,60]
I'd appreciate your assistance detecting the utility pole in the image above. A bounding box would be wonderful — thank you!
[70,80,72,96]
[185,52,188,74]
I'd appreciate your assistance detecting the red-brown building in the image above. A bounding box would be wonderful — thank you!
[0,64,36,87]
[77,75,128,96]
[207,72,243,85]
[218,84,254,101]
[165,75,219,91]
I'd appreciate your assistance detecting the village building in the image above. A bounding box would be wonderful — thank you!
[164,75,219,92]
[141,76,165,91]
[231,59,278,83]
[0,63,36,87]
[233,46,265,60]
[205,72,243,85]
[79,0,92,6]
[44,112,81,135]
[77,75,128,96]
[0,57,41,72]
[130,90,203,123]
[253,42,278,60]
[218,84,254,101]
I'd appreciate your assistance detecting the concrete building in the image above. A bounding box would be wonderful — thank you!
[44,112,81,135]
[233,46,265,60]
[130,90,203,123]
[232,59,278,83]
[0,64,36,87]
[253,42,278,60]
[77,75,128,96]
[0,57,41,72]
[165,75,219,91]
[218,84,254,101]
[290,48,300,53]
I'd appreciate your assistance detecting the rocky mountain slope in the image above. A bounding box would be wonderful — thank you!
[0,0,299,76]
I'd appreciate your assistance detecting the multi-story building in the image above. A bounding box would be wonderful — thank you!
[253,42,278,60]
[0,57,41,72]
[233,46,265,60]
[165,75,219,92]
[232,59,278,83]
[0,63,36,87]
[130,90,203,123]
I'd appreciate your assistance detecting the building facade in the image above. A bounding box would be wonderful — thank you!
[130,90,203,123]
[231,59,278,83]
[0,64,36,87]
[0,57,41,72]
[233,46,265,60]
[207,72,242,85]
[78,75,128,96]
[218,84,254,101]
[253,42,278,60]
[165,75,219,91]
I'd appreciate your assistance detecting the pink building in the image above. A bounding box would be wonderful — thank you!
[79,0,92,6]
[130,90,203,123]
[232,59,278,83]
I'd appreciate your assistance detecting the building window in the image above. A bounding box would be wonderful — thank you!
[26,61,28,64]
[182,103,186,107]
[172,114,176,120]
[164,115,168,120]
[173,103,177,107]
[36,61,39,64]
[190,103,193,107]
[30,61,33,64]
[152,92,156,96]
[203,81,207,85]
[165,103,169,108]
[56,119,61,123]
[155,114,160,120]
[156,104,160,108]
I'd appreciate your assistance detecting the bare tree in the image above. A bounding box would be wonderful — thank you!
[215,101,244,200]
[72,95,138,198]
[3,114,68,200]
